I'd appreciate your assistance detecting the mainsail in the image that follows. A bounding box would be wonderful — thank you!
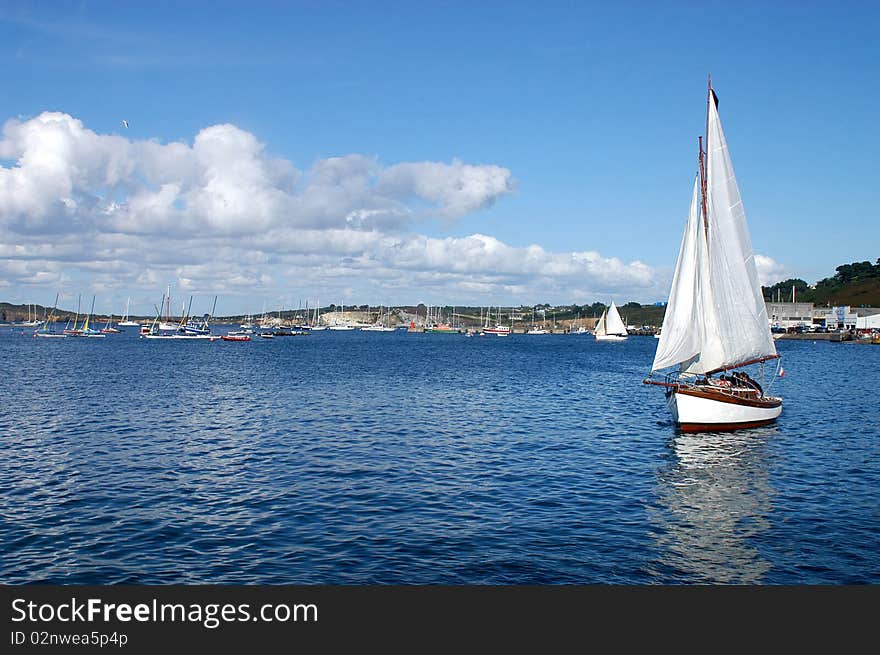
[605,301,627,336]
[651,90,776,375]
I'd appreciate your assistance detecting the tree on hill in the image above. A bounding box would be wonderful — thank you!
[832,260,879,284]
[812,259,879,295]
[763,278,810,301]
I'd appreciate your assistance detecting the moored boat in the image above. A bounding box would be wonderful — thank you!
[424,322,460,334]
[33,294,65,338]
[69,296,106,337]
[481,306,510,336]
[20,304,42,328]
[101,315,121,333]
[221,334,251,342]
[118,297,140,327]
[139,291,218,340]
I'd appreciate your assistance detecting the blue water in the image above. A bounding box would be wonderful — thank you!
[1,328,877,584]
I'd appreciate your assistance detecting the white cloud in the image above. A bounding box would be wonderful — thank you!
[377,159,515,218]
[0,111,660,313]
[754,254,788,286]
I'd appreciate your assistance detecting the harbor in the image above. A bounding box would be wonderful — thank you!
[4,298,879,342]
[2,325,878,585]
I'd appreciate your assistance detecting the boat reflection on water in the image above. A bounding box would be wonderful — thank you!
[650,427,778,583]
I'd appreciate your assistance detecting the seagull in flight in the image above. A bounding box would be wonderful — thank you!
[121,119,129,129]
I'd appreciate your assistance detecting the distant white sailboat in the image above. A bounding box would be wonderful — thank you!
[644,80,782,432]
[118,297,140,327]
[526,307,548,334]
[329,302,356,330]
[362,305,397,332]
[158,286,177,330]
[21,303,42,327]
[593,301,628,341]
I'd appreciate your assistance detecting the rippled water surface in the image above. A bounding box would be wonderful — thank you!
[1,329,877,584]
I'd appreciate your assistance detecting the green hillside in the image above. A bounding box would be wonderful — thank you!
[763,258,880,307]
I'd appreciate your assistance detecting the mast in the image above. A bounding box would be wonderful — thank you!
[84,295,95,331]
[699,76,714,240]
[699,136,708,240]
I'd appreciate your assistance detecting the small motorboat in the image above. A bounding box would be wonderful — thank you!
[222,334,251,342]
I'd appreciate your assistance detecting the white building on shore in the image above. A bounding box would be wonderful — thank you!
[856,314,880,330]
[766,302,815,329]
[764,302,879,331]
[819,306,859,330]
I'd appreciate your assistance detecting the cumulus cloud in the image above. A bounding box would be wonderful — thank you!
[0,111,660,312]
[754,254,788,286]
[377,160,514,218]
[0,113,512,235]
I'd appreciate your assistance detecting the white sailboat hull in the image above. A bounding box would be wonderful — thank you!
[669,388,782,432]
[595,334,627,341]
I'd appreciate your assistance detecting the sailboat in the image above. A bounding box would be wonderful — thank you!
[362,305,397,332]
[21,303,42,328]
[177,296,216,336]
[526,307,548,334]
[72,295,106,337]
[118,297,140,327]
[423,305,460,333]
[644,81,782,432]
[158,285,178,331]
[309,298,327,330]
[63,294,83,335]
[140,296,218,340]
[329,302,356,330]
[101,315,121,333]
[34,294,65,338]
[593,301,628,341]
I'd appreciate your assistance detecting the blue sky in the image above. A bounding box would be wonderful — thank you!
[1,1,877,316]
